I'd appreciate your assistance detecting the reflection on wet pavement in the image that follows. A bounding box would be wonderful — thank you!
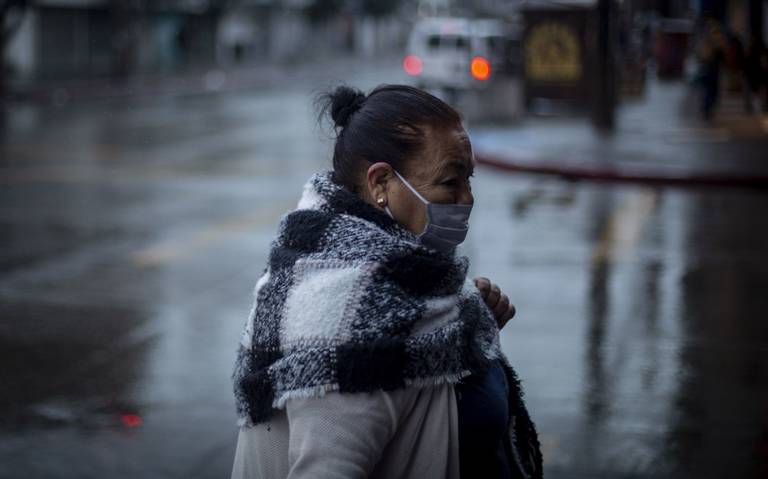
[469,175,768,478]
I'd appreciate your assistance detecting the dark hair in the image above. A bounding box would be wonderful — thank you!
[315,84,463,194]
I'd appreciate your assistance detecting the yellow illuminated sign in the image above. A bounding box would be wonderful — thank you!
[525,22,582,82]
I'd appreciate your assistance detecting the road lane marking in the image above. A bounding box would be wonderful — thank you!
[591,189,658,264]
[132,202,293,267]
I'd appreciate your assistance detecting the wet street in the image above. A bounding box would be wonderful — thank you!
[1,61,767,478]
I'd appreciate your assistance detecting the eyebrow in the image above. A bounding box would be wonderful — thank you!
[435,160,474,178]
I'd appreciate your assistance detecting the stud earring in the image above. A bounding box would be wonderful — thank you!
[377,198,386,206]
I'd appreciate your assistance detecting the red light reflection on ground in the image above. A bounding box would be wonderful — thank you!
[121,413,143,428]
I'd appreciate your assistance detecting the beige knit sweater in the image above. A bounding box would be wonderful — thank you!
[231,382,461,479]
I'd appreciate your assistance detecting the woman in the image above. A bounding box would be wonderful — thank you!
[231,84,542,478]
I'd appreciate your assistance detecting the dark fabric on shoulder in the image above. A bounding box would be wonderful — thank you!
[499,359,544,478]
[455,357,543,479]
[456,358,512,479]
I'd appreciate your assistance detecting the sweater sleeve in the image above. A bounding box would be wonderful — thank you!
[284,389,405,479]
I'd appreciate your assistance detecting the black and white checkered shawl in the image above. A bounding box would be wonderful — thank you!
[232,170,542,476]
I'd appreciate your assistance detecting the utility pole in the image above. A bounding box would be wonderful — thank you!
[749,0,764,41]
[592,0,616,131]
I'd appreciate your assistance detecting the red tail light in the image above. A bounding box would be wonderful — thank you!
[471,56,491,81]
[403,55,423,76]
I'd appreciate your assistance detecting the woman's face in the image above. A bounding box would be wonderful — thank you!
[367,125,475,236]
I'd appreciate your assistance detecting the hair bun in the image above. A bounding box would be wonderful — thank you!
[330,86,366,128]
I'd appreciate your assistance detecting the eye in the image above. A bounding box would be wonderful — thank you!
[442,178,459,187]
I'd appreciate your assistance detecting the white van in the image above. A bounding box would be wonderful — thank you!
[404,16,521,93]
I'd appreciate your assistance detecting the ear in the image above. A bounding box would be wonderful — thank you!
[366,162,393,207]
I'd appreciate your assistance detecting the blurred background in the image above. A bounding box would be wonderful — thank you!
[1,0,767,478]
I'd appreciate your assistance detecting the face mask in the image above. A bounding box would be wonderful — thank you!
[384,169,473,254]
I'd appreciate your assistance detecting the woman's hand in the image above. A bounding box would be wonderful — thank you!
[473,277,516,330]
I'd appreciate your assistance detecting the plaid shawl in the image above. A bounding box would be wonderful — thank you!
[232,170,542,476]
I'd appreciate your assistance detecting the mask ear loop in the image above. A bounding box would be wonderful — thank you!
[391,169,429,205]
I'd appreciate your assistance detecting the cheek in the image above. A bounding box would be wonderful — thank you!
[395,193,428,232]
[404,195,427,220]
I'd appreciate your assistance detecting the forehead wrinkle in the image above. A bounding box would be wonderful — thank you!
[414,125,472,180]
[435,136,472,173]
[434,143,474,177]
[449,132,473,171]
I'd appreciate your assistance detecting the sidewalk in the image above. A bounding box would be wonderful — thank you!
[471,78,768,189]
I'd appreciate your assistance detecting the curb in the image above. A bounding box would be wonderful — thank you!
[476,152,768,190]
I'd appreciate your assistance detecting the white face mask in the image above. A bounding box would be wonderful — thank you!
[384,169,473,254]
